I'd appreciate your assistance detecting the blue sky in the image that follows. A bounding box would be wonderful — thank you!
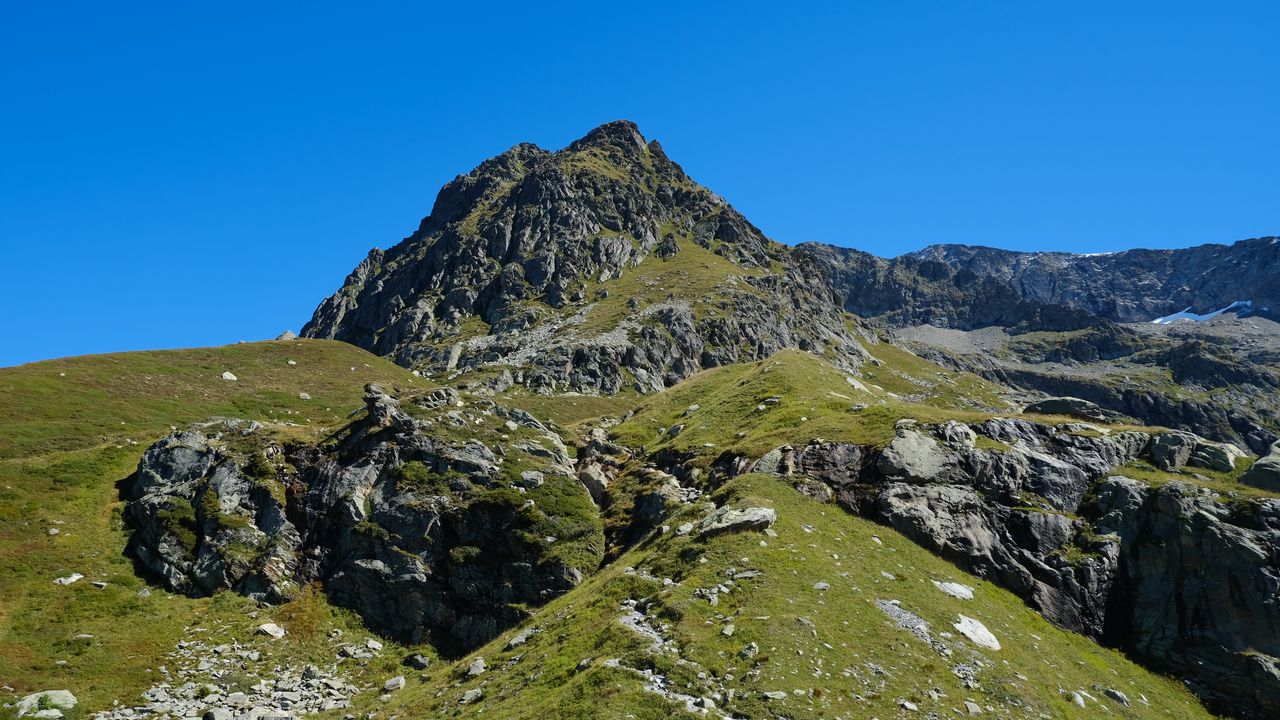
[2,2,1278,366]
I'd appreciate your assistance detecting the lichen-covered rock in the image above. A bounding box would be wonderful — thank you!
[697,506,777,536]
[126,384,603,655]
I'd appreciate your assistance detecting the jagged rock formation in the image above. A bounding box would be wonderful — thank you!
[730,420,1280,718]
[303,121,866,394]
[125,385,603,655]
[806,237,1280,328]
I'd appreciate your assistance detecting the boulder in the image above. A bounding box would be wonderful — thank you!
[1023,396,1110,421]
[697,506,777,536]
[1189,440,1247,473]
[953,615,1000,650]
[1241,441,1280,491]
[16,691,77,718]
[1149,431,1199,471]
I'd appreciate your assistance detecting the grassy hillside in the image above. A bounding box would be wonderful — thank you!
[612,347,1010,459]
[0,341,421,713]
[367,472,1214,719]
[0,340,1225,719]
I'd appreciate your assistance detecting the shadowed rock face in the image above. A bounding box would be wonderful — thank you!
[125,385,602,656]
[302,121,867,395]
[732,420,1280,719]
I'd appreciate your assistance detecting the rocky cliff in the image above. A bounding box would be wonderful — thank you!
[712,420,1280,718]
[803,237,1280,329]
[126,384,603,655]
[302,121,866,395]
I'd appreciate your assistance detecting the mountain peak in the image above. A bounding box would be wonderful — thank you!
[566,119,649,154]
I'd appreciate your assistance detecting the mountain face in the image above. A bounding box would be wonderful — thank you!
[16,122,1280,720]
[304,121,1280,454]
[303,121,866,395]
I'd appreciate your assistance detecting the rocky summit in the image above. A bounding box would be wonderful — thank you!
[6,121,1280,720]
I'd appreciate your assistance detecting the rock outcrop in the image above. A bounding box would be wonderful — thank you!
[303,121,867,395]
[125,385,603,655]
[738,419,1280,719]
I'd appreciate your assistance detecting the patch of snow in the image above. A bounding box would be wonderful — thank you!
[1078,251,1117,257]
[1151,300,1252,325]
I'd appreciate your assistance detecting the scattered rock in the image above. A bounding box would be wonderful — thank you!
[52,573,83,586]
[932,580,975,600]
[953,615,1000,650]
[697,506,777,536]
[221,371,238,382]
[466,657,487,677]
[382,676,405,692]
[404,654,431,670]
[256,623,287,639]
[16,690,77,717]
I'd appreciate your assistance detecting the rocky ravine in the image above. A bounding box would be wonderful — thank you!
[694,419,1280,718]
[125,384,603,656]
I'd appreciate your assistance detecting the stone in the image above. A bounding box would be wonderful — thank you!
[1104,688,1131,707]
[762,691,789,701]
[221,371,238,382]
[460,688,483,704]
[466,657,487,677]
[383,676,405,692]
[1022,397,1110,421]
[1149,431,1199,471]
[1189,440,1246,473]
[932,580,975,600]
[203,709,234,720]
[697,506,777,536]
[964,700,983,715]
[403,653,430,670]
[256,623,287,639]
[298,392,311,401]
[16,691,77,717]
[953,615,1000,650]
[813,581,830,591]
[52,573,83,586]
[1241,441,1280,491]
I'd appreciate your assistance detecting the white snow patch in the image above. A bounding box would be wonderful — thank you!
[1151,300,1252,325]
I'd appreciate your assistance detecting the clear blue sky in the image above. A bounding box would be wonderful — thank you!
[2,2,1278,366]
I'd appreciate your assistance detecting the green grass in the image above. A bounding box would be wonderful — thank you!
[576,236,767,336]
[0,339,421,459]
[1114,456,1272,500]
[612,348,1012,462]
[0,340,421,710]
[369,472,1214,719]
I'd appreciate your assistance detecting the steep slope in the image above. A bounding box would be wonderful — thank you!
[370,472,1216,719]
[300,120,1280,456]
[0,341,422,713]
[302,121,865,395]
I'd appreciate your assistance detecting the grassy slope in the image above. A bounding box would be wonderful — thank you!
[0,338,1244,720]
[0,341,421,713]
[374,472,1213,719]
[613,347,1010,459]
